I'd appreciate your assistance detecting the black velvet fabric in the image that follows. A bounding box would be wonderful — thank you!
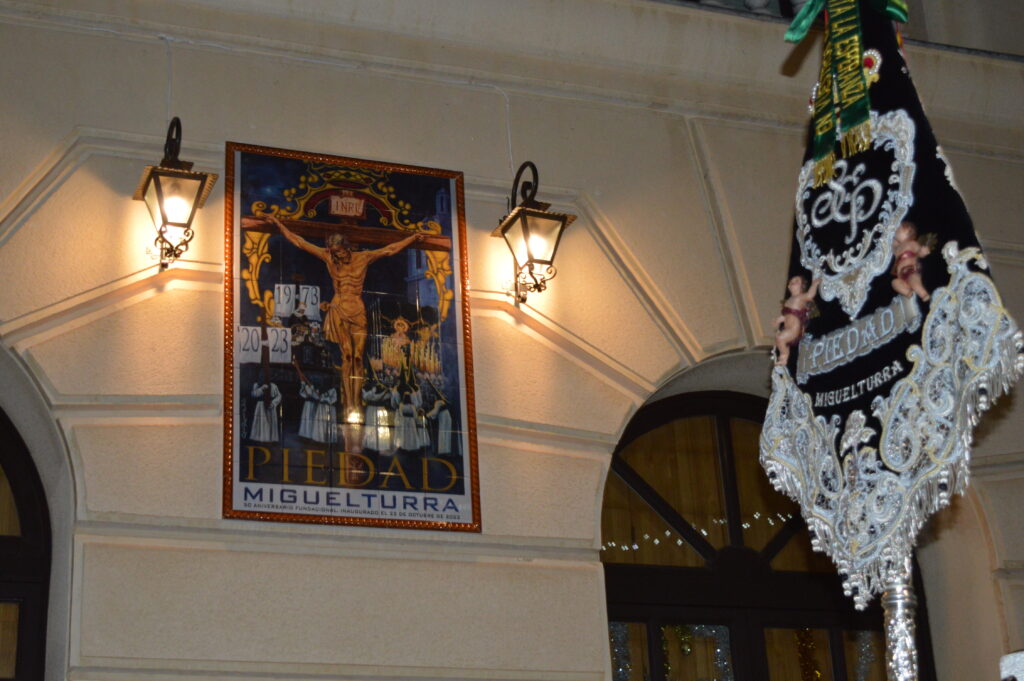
[782,1,979,427]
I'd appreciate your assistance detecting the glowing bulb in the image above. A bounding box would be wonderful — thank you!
[528,233,548,259]
[163,195,192,224]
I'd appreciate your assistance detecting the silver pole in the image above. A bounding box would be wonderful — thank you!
[881,558,919,681]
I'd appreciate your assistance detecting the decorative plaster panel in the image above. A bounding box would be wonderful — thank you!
[0,154,146,319]
[526,212,683,386]
[503,96,742,353]
[920,0,1024,57]
[0,24,166,203]
[74,423,222,519]
[28,288,222,396]
[465,196,678,392]
[942,150,1024,249]
[173,45,512,181]
[77,541,607,674]
[975,478,1024,564]
[477,441,605,542]
[1003,582,1024,651]
[470,315,635,437]
[694,119,806,344]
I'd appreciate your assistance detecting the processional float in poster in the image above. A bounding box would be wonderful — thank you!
[760,1,1023,677]
[223,143,480,532]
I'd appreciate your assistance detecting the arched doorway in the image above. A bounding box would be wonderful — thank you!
[601,391,936,680]
[0,408,51,681]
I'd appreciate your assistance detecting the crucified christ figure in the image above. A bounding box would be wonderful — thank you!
[266,215,424,442]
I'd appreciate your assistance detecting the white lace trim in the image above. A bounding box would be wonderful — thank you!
[935,145,962,197]
[761,243,1024,609]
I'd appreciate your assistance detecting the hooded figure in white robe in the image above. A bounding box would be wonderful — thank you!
[298,381,320,440]
[313,388,338,443]
[415,408,431,450]
[250,382,281,442]
[361,382,393,452]
[427,399,453,455]
[392,389,421,452]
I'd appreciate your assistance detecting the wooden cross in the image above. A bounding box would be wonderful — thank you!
[241,216,452,253]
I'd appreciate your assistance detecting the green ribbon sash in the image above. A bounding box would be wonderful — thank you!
[786,0,908,186]
[787,0,907,43]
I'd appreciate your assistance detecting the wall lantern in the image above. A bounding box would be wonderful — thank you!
[491,161,575,303]
[133,117,218,269]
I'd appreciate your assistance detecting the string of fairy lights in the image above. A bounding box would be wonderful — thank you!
[600,510,795,555]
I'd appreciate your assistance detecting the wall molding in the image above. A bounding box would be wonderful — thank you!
[72,522,598,566]
[67,662,602,681]
[2,264,221,350]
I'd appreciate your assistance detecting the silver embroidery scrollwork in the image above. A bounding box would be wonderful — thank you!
[761,243,1024,609]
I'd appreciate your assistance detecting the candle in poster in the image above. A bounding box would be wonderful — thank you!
[223,143,480,531]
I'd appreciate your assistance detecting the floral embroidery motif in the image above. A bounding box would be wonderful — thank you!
[761,243,1024,609]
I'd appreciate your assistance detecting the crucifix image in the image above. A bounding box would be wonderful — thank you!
[243,214,452,451]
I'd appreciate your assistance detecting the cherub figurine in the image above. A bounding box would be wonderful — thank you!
[891,221,932,302]
[774,275,820,366]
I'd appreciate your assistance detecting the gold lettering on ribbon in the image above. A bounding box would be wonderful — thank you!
[834,37,865,104]
[814,38,835,136]
[828,0,871,158]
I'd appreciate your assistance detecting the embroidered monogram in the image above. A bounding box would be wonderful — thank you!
[795,109,916,319]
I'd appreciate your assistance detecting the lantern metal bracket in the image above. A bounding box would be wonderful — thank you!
[133,117,218,270]
[512,263,557,303]
[508,160,539,213]
[492,161,575,304]
[158,117,193,171]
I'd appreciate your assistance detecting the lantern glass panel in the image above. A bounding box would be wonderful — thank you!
[143,178,163,231]
[159,174,203,226]
[523,211,564,264]
[502,215,529,268]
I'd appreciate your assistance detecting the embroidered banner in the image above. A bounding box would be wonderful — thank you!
[761,2,1023,610]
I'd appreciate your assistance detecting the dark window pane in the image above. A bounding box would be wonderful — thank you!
[764,627,835,681]
[0,464,20,537]
[609,621,649,681]
[770,526,837,573]
[0,602,17,679]
[731,418,800,552]
[601,472,704,567]
[620,416,728,549]
[662,623,733,681]
[844,630,886,681]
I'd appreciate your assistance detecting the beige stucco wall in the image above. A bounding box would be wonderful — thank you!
[0,1,1021,679]
[911,0,1024,56]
